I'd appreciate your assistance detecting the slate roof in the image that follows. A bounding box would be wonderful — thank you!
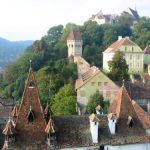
[67,29,82,41]
[115,81,150,100]
[129,8,140,21]
[103,37,141,53]
[144,45,150,54]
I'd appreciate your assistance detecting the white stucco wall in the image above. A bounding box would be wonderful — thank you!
[103,52,114,72]
[108,118,116,135]
[105,143,150,150]
[67,40,82,57]
[90,120,99,143]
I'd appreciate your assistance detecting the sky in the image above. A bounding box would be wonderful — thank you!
[0,0,150,41]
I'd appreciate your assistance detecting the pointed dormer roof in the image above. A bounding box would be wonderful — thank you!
[67,29,82,41]
[3,118,15,136]
[109,86,145,134]
[11,105,18,118]
[45,119,55,134]
[15,67,46,143]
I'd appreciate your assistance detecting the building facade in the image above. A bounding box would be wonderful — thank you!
[89,10,115,25]
[67,29,82,58]
[103,36,144,74]
[75,66,120,114]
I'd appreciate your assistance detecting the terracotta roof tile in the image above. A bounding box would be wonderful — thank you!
[67,29,82,40]
[75,66,99,90]
[132,100,150,129]
[104,37,138,53]
[109,87,146,134]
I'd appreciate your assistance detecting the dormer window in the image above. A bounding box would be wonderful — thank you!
[28,80,35,88]
[127,116,134,128]
[28,106,35,123]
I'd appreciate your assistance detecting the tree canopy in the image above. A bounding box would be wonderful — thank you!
[51,84,77,116]
[87,90,109,114]
[108,51,129,81]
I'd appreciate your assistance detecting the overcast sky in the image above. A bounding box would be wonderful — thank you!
[0,0,149,41]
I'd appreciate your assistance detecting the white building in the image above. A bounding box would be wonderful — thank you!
[67,29,83,58]
[89,10,115,25]
[103,36,144,74]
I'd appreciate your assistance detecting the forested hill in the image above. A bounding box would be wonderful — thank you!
[0,37,33,69]
[1,13,150,115]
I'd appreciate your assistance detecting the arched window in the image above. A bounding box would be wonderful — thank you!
[127,116,134,128]
[28,107,35,123]
[28,80,35,88]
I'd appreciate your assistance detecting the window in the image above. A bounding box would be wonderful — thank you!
[80,90,85,97]
[130,55,132,59]
[98,82,102,86]
[91,82,95,86]
[137,55,140,59]
[132,47,134,51]
[28,107,35,123]
[125,47,127,51]
[127,116,134,128]
[28,80,35,88]
[106,91,111,97]
[104,82,108,86]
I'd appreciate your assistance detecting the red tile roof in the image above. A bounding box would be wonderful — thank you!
[109,86,147,134]
[75,66,100,89]
[132,100,150,129]
[104,37,138,53]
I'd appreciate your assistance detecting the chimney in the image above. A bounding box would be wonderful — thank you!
[125,36,129,39]
[148,64,150,75]
[108,113,117,135]
[89,114,99,143]
[95,105,103,115]
[118,36,122,41]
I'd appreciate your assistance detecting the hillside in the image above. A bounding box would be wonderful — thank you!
[0,37,33,69]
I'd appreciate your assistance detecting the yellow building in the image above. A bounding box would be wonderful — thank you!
[103,36,144,74]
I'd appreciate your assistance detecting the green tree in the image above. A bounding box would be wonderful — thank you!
[87,91,108,114]
[132,17,150,49]
[108,51,129,81]
[117,11,133,26]
[51,84,76,116]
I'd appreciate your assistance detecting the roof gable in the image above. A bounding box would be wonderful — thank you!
[104,37,141,53]
[109,87,145,134]
[15,68,46,143]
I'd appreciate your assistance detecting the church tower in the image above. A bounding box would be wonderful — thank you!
[67,29,82,58]
[15,65,46,144]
